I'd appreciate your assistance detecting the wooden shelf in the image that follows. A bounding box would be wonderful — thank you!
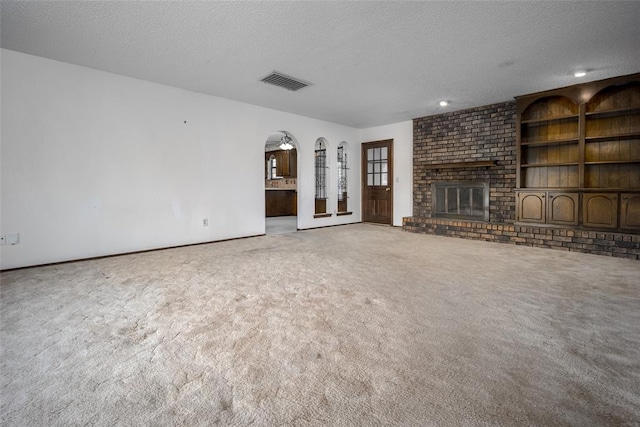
[423,160,496,170]
[585,160,640,165]
[518,187,639,191]
[585,106,640,116]
[584,132,640,141]
[520,162,578,168]
[585,187,636,192]
[520,138,579,146]
[520,114,578,124]
[516,75,640,230]
[518,187,580,191]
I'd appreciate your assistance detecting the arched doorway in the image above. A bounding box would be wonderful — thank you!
[264,131,298,234]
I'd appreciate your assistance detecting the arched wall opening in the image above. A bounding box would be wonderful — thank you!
[264,131,299,234]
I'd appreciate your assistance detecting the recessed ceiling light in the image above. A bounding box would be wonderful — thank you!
[439,101,448,107]
[574,71,587,78]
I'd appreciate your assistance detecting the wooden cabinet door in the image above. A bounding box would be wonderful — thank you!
[276,150,290,177]
[583,193,618,229]
[266,190,297,217]
[547,192,579,225]
[620,193,640,230]
[291,192,297,216]
[517,192,546,223]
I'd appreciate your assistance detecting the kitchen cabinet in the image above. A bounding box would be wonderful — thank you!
[265,190,297,217]
[266,149,297,178]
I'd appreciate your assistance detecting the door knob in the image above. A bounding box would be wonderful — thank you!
[385,188,391,192]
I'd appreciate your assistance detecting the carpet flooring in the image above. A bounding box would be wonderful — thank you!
[1,224,639,426]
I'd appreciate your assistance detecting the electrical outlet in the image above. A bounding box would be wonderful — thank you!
[203,218,208,227]
[5,233,20,245]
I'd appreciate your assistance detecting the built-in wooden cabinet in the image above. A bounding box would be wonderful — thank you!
[519,96,580,189]
[517,192,546,224]
[517,191,579,226]
[582,193,618,229]
[516,73,640,231]
[584,84,640,190]
[620,193,640,230]
[548,192,580,226]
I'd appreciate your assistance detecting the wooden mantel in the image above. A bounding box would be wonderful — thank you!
[423,160,496,171]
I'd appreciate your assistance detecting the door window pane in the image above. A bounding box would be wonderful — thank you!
[367,145,390,188]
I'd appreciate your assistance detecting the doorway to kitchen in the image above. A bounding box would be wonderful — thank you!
[265,131,299,234]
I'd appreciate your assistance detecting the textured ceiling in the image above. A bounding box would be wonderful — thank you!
[2,1,639,128]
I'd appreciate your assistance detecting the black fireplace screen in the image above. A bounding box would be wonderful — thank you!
[431,181,489,221]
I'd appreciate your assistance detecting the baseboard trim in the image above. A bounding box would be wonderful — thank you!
[297,221,362,232]
[0,234,266,272]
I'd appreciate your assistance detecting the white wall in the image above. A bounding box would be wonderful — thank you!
[360,121,414,227]
[0,49,361,269]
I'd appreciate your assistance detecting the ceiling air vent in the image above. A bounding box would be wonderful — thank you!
[260,71,312,92]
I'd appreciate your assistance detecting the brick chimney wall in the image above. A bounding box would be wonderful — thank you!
[412,101,517,222]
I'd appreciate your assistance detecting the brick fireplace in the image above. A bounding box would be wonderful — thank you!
[403,101,640,259]
[411,101,517,221]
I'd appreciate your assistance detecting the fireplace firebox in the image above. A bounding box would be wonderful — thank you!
[431,181,489,221]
